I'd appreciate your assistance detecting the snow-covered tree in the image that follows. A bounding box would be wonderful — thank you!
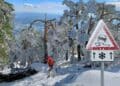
[28,17,56,63]
[62,0,87,61]
[47,24,70,62]
[8,27,44,68]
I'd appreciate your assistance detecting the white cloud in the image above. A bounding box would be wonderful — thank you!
[15,2,67,14]
[112,0,120,1]
[106,0,120,2]
[106,2,120,7]
[23,3,34,8]
[106,2,120,11]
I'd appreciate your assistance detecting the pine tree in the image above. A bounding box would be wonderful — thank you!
[0,0,14,65]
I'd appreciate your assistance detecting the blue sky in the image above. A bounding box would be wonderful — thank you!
[5,0,120,14]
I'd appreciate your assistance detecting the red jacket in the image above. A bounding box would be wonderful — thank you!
[47,56,54,66]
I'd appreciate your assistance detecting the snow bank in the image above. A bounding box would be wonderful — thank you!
[0,67,11,74]
[30,62,48,72]
[63,70,120,86]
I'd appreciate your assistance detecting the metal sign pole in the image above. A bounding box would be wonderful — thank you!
[101,61,104,86]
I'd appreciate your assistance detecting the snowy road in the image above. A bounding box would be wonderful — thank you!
[0,63,120,86]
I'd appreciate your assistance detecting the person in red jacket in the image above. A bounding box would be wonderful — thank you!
[46,56,55,77]
[47,56,54,71]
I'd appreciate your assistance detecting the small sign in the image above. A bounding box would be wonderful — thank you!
[86,19,119,50]
[91,50,114,61]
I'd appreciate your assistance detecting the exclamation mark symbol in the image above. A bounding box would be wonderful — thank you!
[93,52,96,59]
[110,52,113,59]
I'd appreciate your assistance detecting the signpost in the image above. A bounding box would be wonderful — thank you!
[86,19,119,86]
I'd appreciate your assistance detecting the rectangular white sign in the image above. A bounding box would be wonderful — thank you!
[91,50,114,61]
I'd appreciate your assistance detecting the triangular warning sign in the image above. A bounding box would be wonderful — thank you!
[86,19,120,50]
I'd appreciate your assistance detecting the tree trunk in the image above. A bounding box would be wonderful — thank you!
[44,23,48,63]
[65,50,68,61]
[76,23,81,61]
[77,44,81,61]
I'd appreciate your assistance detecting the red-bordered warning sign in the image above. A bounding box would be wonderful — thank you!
[86,19,120,50]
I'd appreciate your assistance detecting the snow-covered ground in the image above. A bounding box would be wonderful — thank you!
[0,62,120,86]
